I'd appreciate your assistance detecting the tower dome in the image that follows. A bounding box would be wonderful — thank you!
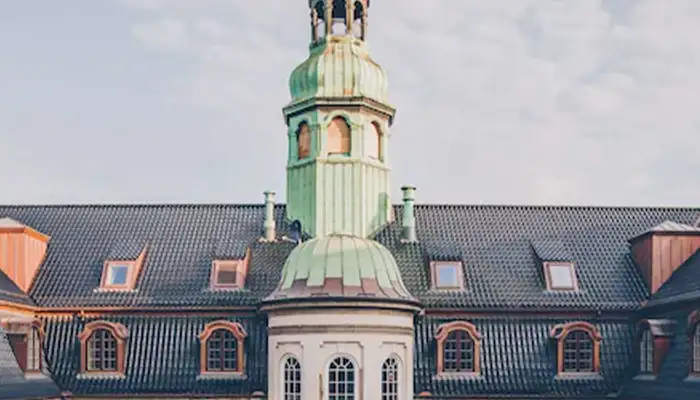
[288,36,389,103]
[263,234,418,305]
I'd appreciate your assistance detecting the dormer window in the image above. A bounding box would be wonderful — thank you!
[99,244,148,291]
[430,261,464,290]
[544,262,578,291]
[550,322,602,376]
[211,260,247,290]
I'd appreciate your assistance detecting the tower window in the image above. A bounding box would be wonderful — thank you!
[314,2,326,40]
[328,117,351,155]
[381,357,399,400]
[283,356,302,399]
[366,122,382,161]
[352,1,365,39]
[327,356,356,399]
[297,123,311,159]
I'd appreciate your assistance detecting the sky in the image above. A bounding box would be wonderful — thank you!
[0,0,699,206]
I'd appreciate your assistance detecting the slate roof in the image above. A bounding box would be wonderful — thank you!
[0,327,61,400]
[415,316,634,398]
[42,315,267,396]
[0,204,697,310]
[643,250,700,309]
[0,270,34,306]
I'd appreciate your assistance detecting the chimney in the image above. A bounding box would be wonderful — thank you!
[401,185,417,243]
[263,190,276,242]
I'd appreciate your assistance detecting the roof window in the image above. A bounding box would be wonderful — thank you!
[430,261,464,290]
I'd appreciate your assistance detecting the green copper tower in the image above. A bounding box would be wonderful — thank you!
[284,0,396,238]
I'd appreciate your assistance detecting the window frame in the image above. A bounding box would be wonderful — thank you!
[296,122,311,160]
[381,356,400,400]
[435,321,481,376]
[100,261,134,290]
[550,321,602,376]
[25,325,42,373]
[687,311,700,376]
[326,356,357,400]
[639,328,654,375]
[327,116,351,156]
[77,320,129,375]
[430,261,465,291]
[210,260,246,290]
[281,355,302,400]
[198,320,247,375]
[544,261,578,291]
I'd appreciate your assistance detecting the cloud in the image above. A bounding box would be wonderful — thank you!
[3,0,698,206]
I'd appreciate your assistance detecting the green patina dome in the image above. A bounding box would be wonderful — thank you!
[264,234,417,304]
[288,36,389,103]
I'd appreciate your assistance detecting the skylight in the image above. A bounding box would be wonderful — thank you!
[545,262,577,291]
[431,261,464,290]
[107,264,129,286]
[211,260,246,289]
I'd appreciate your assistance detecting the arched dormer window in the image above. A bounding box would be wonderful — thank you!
[282,356,302,399]
[550,322,602,375]
[199,320,247,374]
[328,116,351,156]
[688,311,700,375]
[297,122,311,160]
[78,321,129,374]
[435,321,481,375]
[366,121,382,161]
[2,319,44,373]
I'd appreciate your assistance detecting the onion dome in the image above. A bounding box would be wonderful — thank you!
[264,234,418,305]
[288,36,389,103]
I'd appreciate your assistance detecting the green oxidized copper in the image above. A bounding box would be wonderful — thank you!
[264,234,417,302]
[284,34,396,238]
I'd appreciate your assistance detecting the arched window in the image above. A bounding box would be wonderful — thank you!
[381,357,399,400]
[640,329,654,374]
[352,1,365,39]
[328,117,351,155]
[198,320,247,374]
[365,122,382,161]
[314,2,326,40]
[691,324,700,374]
[78,321,129,374]
[297,123,311,159]
[328,356,356,400]
[435,321,481,374]
[550,322,602,375]
[26,327,42,372]
[562,330,594,372]
[282,356,302,400]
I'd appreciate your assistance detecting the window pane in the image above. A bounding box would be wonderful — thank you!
[297,124,311,159]
[436,264,460,288]
[562,330,594,373]
[26,328,41,371]
[548,264,574,289]
[206,329,238,372]
[107,265,129,285]
[693,325,700,373]
[87,329,117,372]
[365,122,380,160]
[217,269,238,285]
[443,330,475,373]
[640,330,654,373]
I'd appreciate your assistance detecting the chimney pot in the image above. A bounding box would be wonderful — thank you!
[401,185,417,243]
[263,190,276,242]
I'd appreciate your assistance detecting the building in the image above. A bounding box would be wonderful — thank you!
[1,1,700,399]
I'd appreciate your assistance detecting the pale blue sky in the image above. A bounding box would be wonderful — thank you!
[1,0,699,206]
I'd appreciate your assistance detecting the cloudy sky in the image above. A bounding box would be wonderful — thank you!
[1,0,698,206]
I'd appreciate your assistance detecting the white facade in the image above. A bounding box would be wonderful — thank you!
[265,305,416,400]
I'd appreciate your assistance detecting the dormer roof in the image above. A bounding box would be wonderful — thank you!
[629,220,700,242]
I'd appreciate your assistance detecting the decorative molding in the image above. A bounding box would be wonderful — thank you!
[434,320,481,376]
[268,324,413,336]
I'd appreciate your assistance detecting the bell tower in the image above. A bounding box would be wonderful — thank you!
[284,0,396,238]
